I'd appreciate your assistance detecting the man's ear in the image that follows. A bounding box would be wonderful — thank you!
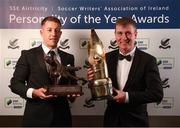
[40,29,42,35]
[135,31,138,38]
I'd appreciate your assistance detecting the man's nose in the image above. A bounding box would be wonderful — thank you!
[122,33,128,40]
[51,30,57,36]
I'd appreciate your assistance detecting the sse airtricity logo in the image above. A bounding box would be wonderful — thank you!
[4,58,18,69]
[30,39,42,48]
[5,97,24,109]
[157,57,174,69]
[135,38,149,50]
[155,97,174,109]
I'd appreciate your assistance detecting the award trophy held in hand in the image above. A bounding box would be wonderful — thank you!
[44,51,86,96]
[84,29,113,107]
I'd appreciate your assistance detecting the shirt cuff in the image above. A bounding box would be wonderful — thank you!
[125,92,129,103]
[26,88,34,98]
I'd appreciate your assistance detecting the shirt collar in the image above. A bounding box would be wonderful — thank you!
[42,43,58,55]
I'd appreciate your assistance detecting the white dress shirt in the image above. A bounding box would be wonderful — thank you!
[117,47,136,103]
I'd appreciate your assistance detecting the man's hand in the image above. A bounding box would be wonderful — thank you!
[32,88,54,100]
[113,88,126,103]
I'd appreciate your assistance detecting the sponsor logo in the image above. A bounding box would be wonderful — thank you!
[108,39,118,49]
[8,38,20,49]
[5,97,24,109]
[30,38,42,48]
[79,38,89,49]
[157,57,174,69]
[159,38,171,49]
[135,38,149,50]
[59,38,70,49]
[155,97,174,109]
[4,58,18,69]
[161,78,170,88]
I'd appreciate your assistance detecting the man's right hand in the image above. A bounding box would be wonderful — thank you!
[32,88,54,100]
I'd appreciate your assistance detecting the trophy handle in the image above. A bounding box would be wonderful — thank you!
[83,97,95,108]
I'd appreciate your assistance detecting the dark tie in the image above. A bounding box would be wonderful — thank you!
[119,54,131,61]
[48,50,56,59]
[47,50,57,67]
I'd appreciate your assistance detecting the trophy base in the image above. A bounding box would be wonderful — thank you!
[47,85,83,96]
[90,84,113,100]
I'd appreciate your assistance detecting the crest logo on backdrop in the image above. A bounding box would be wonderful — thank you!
[8,38,20,49]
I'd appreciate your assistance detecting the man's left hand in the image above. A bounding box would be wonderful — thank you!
[113,88,126,103]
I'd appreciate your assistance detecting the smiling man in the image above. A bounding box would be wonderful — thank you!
[9,16,77,127]
[87,17,163,127]
[104,17,163,127]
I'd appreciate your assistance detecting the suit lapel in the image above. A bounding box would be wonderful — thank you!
[36,46,48,74]
[107,50,119,89]
[123,48,141,91]
[58,49,69,66]
[113,50,120,89]
[58,49,64,64]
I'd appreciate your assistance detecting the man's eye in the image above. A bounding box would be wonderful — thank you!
[55,30,60,33]
[116,32,122,35]
[126,32,131,35]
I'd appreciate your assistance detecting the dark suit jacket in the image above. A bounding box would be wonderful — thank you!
[9,45,76,126]
[104,48,163,127]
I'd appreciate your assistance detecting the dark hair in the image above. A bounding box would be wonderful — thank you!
[115,17,137,31]
[41,16,61,27]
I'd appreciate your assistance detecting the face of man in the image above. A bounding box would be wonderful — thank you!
[40,21,62,49]
[115,24,137,54]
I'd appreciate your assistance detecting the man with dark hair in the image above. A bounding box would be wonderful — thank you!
[9,16,78,126]
[88,17,163,127]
